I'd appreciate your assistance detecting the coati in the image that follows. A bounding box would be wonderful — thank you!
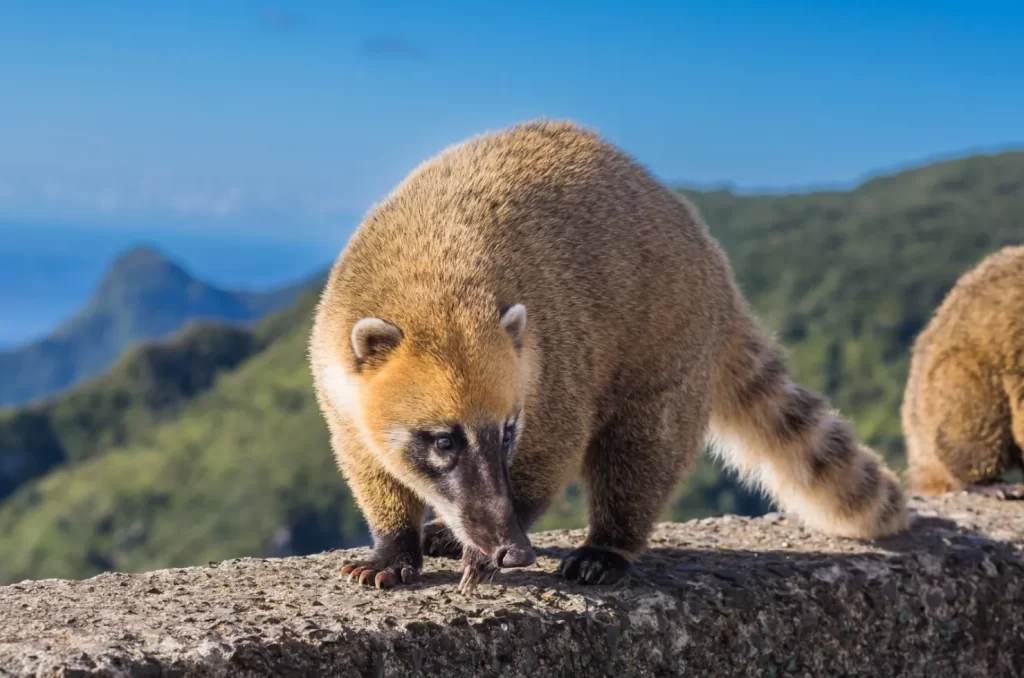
[903,245,1024,498]
[308,119,909,591]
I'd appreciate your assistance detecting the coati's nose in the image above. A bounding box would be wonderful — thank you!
[494,543,536,568]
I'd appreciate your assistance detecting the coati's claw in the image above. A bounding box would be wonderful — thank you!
[422,520,464,559]
[341,560,419,589]
[458,565,499,594]
[458,547,499,594]
[559,546,630,585]
[457,565,477,593]
[965,483,1024,500]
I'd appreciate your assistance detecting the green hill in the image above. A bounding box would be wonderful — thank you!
[0,149,1021,584]
[0,288,370,584]
[0,246,312,407]
[0,317,291,503]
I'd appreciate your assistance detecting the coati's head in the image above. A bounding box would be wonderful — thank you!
[326,302,538,570]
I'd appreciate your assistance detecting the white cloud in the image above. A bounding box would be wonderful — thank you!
[167,186,244,216]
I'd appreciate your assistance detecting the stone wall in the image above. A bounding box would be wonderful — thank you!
[1,493,1023,677]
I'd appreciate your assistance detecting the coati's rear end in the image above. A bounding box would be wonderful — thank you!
[309,120,908,589]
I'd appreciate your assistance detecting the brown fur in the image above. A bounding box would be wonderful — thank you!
[308,119,909,588]
[903,245,1024,495]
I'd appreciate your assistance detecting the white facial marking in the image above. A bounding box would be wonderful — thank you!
[433,502,473,549]
[426,449,452,472]
[322,359,364,417]
[383,426,411,453]
[321,358,393,462]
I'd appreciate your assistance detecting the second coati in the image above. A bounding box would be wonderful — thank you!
[308,119,909,590]
[903,245,1024,498]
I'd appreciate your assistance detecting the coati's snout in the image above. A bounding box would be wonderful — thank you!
[464,497,536,570]
[414,419,535,569]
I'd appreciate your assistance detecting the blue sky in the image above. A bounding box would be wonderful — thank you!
[1,0,1021,347]
[2,0,1022,244]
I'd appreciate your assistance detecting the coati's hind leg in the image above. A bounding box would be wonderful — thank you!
[971,372,1024,500]
[561,383,706,585]
[910,360,1019,497]
[1010,372,1024,456]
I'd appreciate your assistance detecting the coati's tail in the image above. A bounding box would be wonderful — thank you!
[708,321,909,539]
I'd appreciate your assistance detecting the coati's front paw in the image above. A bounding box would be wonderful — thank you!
[422,520,463,559]
[341,557,419,590]
[559,546,630,585]
[965,483,1024,500]
[458,546,499,594]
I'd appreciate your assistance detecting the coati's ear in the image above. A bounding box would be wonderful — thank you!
[499,303,527,350]
[351,317,403,367]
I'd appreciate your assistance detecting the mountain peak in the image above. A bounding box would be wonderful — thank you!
[114,245,166,263]
[92,245,198,301]
[106,245,185,278]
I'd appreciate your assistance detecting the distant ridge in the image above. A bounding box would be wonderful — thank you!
[0,245,319,406]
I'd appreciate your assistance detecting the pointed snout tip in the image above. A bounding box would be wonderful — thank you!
[495,543,536,569]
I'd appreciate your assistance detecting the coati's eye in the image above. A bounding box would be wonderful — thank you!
[412,428,462,475]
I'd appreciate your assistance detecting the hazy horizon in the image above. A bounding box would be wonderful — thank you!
[4,142,1024,349]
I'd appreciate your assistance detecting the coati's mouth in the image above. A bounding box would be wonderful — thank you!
[448,506,536,569]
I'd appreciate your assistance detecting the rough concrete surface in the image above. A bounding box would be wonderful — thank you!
[1,493,1024,677]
